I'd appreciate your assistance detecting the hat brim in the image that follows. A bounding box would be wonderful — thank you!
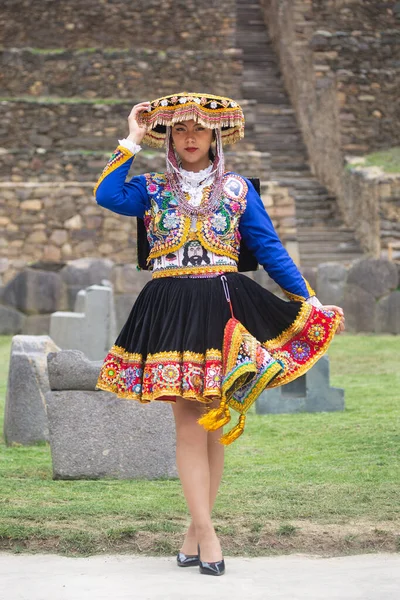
[138,93,245,148]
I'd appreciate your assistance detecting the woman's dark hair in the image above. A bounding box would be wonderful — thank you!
[208,130,216,161]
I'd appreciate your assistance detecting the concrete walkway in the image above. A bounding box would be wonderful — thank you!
[1,553,400,599]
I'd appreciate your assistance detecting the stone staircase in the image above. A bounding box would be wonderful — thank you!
[0,0,366,281]
[236,0,364,267]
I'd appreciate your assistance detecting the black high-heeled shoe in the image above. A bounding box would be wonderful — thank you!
[176,551,200,567]
[198,544,225,576]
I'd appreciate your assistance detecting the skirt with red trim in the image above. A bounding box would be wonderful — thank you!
[96,272,340,404]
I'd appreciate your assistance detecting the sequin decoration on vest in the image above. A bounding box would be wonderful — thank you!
[143,172,248,270]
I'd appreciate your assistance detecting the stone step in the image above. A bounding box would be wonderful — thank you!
[299,243,363,253]
[297,228,364,241]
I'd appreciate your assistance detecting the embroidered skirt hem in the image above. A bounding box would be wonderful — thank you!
[96,273,340,403]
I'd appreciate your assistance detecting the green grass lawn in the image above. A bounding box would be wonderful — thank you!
[0,334,399,556]
[347,146,400,174]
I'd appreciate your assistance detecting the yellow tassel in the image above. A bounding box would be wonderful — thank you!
[198,401,231,431]
[219,415,246,445]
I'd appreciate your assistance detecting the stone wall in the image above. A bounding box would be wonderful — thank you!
[342,162,400,257]
[1,257,398,336]
[0,48,242,100]
[0,182,137,279]
[0,148,266,184]
[0,99,257,153]
[260,0,400,233]
[0,0,236,50]
[0,151,311,288]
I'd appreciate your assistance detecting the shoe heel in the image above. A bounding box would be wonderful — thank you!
[198,544,225,576]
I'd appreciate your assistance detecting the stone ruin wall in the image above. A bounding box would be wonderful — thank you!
[0,48,242,101]
[342,165,400,256]
[261,0,400,255]
[0,0,236,50]
[1,0,399,281]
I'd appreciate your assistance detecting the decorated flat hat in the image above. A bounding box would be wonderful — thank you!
[138,92,245,148]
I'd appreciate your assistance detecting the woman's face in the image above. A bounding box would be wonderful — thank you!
[171,119,213,171]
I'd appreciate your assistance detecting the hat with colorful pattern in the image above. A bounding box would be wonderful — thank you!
[138,92,245,148]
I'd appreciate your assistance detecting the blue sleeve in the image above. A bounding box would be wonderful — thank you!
[239,178,313,300]
[93,146,149,218]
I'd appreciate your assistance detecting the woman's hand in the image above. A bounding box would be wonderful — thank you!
[127,101,151,145]
[323,305,345,334]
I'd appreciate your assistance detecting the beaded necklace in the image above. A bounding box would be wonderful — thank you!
[165,126,225,218]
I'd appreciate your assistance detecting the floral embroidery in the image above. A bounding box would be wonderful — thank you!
[307,323,326,343]
[143,172,247,266]
[97,348,223,403]
[102,359,121,384]
[96,308,341,404]
[211,213,227,232]
[290,340,311,362]
[163,212,180,230]
[148,183,158,194]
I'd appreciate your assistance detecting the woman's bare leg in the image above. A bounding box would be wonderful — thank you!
[179,424,224,556]
[208,427,225,510]
[172,397,223,562]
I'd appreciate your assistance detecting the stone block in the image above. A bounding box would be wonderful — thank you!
[375,291,400,334]
[47,350,102,391]
[114,264,152,294]
[4,335,60,445]
[60,257,114,288]
[0,305,25,334]
[252,269,283,298]
[46,390,177,480]
[301,266,317,294]
[2,268,67,314]
[316,262,347,306]
[115,293,137,330]
[347,258,398,299]
[342,283,375,332]
[21,314,51,335]
[256,355,344,414]
[50,284,116,360]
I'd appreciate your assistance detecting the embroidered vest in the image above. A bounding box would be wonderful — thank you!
[143,172,248,266]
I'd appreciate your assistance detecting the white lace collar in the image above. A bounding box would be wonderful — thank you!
[179,163,213,186]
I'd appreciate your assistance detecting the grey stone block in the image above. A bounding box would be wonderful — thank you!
[50,284,117,360]
[21,314,51,335]
[375,291,400,334]
[316,262,347,306]
[47,350,102,390]
[66,284,85,311]
[342,283,375,332]
[347,258,398,299]
[253,269,283,298]
[115,293,137,330]
[2,268,67,314]
[0,305,26,334]
[60,258,114,287]
[301,266,317,294]
[46,390,177,480]
[256,355,344,414]
[4,335,60,445]
[114,264,152,294]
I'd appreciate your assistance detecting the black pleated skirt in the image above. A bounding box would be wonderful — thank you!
[96,272,340,403]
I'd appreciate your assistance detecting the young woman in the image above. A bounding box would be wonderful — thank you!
[94,93,345,576]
